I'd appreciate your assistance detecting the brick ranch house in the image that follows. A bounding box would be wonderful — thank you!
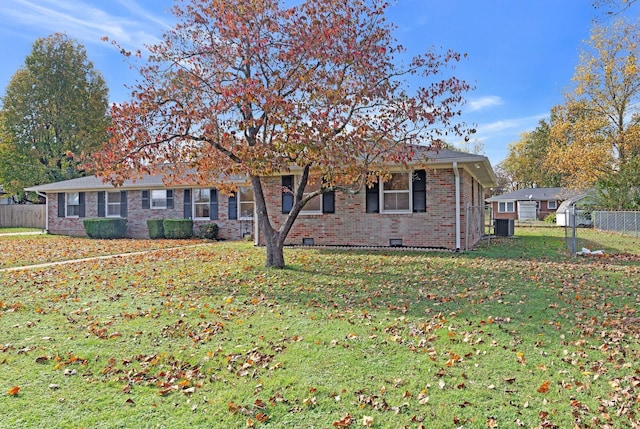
[486,187,576,222]
[25,149,496,250]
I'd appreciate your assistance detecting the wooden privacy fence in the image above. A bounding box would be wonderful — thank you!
[0,205,46,229]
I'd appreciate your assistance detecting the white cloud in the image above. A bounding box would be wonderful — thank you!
[467,95,503,112]
[481,119,522,134]
[470,113,549,163]
[114,0,173,30]
[0,0,169,51]
[480,113,547,134]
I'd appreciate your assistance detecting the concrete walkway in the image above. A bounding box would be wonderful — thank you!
[0,243,211,273]
[0,230,45,236]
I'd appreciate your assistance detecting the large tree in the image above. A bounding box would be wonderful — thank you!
[594,0,638,15]
[91,0,472,268]
[548,19,640,195]
[499,119,563,189]
[0,33,110,201]
[547,100,612,188]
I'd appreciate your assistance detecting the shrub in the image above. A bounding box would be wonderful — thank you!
[544,213,557,224]
[198,223,219,240]
[83,218,128,239]
[163,219,193,239]
[147,219,165,239]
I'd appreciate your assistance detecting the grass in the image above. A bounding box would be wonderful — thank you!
[0,227,43,234]
[0,228,638,428]
[0,235,203,269]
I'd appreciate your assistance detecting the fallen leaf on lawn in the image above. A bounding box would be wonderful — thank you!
[537,380,550,393]
[486,417,498,428]
[7,386,20,396]
[332,413,353,427]
[158,387,175,396]
[362,415,374,426]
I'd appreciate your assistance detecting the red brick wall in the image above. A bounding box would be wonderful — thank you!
[491,200,559,221]
[538,201,558,221]
[491,201,518,220]
[47,189,252,240]
[259,168,481,250]
[46,168,486,250]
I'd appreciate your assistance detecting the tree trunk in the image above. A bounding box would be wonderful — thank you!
[251,174,287,269]
[250,170,313,269]
[264,230,286,269]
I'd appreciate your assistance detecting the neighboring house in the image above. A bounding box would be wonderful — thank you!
[0,185,13,205]
[486,187,574,221]
[25,148,496,250]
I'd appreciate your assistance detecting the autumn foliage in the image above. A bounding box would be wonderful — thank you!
[88,0,472,267]
[548,19,640,194]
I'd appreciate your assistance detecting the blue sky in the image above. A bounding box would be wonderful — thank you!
[0,0,635,166]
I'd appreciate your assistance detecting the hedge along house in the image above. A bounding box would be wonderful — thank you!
[25,148,496,250]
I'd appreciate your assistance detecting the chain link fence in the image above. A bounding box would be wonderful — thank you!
[565,206,578,254]
[466,205,492,250]
[465,205,482,251]
[565,209,640,254]
[593,210,640,237]
[564,206,594,254]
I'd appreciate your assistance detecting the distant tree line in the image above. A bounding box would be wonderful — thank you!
[499,17,640,210]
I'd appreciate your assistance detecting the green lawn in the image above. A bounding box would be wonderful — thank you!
[0,228,638,428]
[0,227,43,234]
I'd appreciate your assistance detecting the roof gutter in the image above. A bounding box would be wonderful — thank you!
[453,162,461,251]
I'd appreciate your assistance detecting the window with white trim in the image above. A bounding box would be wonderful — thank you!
[151,190,168,209]
[382,173,411,213]
[66,192,80,217]
[106,192,121,217]
[193,188,210,219]
[498,201,515,213]
[548,200,557,210]
[300,178,322,214]
[238,187,254,219]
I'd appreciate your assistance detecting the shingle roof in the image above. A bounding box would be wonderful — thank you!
[25,148,497,193]
[25,174,170,193]
[486,187,576,202]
